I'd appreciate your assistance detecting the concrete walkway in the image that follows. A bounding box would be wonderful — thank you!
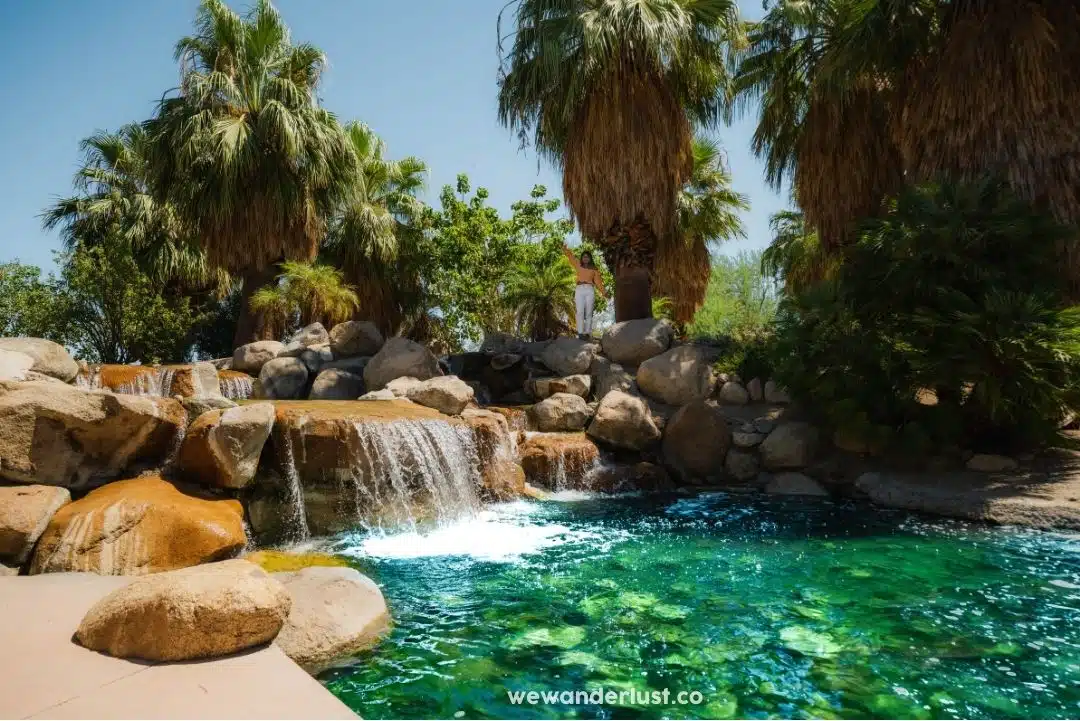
[0,573,357,719]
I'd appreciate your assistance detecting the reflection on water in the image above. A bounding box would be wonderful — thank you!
[323,492,1080,720]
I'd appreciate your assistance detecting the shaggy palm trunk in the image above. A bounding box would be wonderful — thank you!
[602,220,657,321]
[233,264,280,348]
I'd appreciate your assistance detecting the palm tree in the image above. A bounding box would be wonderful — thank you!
[656,136,749,324]
[503,259,576,341]
[322,122,428,336]
[42,124,217,289]
[146,0,357,347]
[249,261,359,338]
[497,0,744,321]
[761,209,831,293]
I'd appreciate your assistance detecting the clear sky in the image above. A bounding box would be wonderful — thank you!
[0,0,787,274]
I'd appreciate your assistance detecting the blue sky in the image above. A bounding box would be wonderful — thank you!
[0,0,787,274]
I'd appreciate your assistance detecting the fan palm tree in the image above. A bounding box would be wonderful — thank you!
[761,209,831,293]
[146,0,357,346]
[322,122,428,336]
[497,0,744,321]
[656,136,749,324]
[503,259,576,341]
[42,124,218,289]
[249,261,359,338]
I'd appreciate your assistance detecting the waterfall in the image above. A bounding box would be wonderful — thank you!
[278,422,311,543]
[75,366,101,391]
[220,374,254,400]
[346,419,481,530]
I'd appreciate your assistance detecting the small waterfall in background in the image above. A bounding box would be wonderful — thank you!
[219,372,255,400]
[347,419,481,531]
[76,365,176,397]
[75,366,101,391]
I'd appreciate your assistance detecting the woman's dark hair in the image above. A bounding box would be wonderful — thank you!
[580,252,593,267]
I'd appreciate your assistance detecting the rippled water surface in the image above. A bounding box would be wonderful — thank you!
[321,492,1080,719]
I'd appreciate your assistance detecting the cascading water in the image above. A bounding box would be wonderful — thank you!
[220,374,254,400]
[75,366,101,391]
[278,421,312,543]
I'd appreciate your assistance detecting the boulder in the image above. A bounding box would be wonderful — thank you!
[0,381,184,489]
[329,321,384,358]
[754,417,777,435]
[480,331,526,356]
[364,337,441,391]
[299,345,334,374]
[0,563,16,576]
[321,356,371,376]
[531,374,591,400]
[966,454,1019,472]
[232,340,285,375]
[309,369,366,400]
[30,475,246,575]
[637,346,716,407]
[405,375,475,416]
[0,337,79,382]
[520,433,600,490]
[359,389,396,401]
[725,450,760,482]
[274,567,390,674]
[178,403,275,489]
[167,362,221,398]
[0,485,71,565]
[661,400,732,483]
[600,319,674,366]
[586,390,660,451]
[759,422,820,470]
[765,472,828,497]
[540,337,598,376]
[288,322,329,349]
[75,559,291,662]
[491,353,522,371]
[253,357,309,400]
[733,430,767,448]
[0,349,34,382]
[764,380,792,404]
[462,408,512,463]
[385,376,423,398]
[181,396,237,420]
[590,356,637,401]
[481,458,527,501]
[746,378,764,403]
[717,381,750,406]
[530,393,592,432]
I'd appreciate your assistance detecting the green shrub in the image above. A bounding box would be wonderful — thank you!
[771,179,1080,451]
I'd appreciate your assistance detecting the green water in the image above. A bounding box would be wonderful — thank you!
[321,492,1080,719]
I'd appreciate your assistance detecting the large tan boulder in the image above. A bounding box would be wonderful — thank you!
[166,362,222,398]
[540,337,598,376]
[178,403,275,489]
[759,422,820,470]
[520,433,600,490]
[0,338,79,382]
[0,485,70,565]
[481,458,527,500]
[405,375,474,415]
[586,390,660,451]
[461,409,523,500]
[591,356,637,401]
[0,381,185,489]
[600,319,674,366]
[287,322,329,349]
[637,346,716,406]
[30,475,246,575]
[0,349,35,382]
[661,401,732,484]
[530,393,592,432]
[232,340,285,375]
[75,559,291,661]
[531,375,591,400]
[329,321,384,358]
[364,337,441,391]
[274,567,390,674]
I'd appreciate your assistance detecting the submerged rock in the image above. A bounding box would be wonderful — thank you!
[364,337,441,391]
[232,340,285,375]
[274,566,390,674]
[520,433,600,490]
[405,375,475,416]
[600,318,674,366]
[30,475,246,575]
[0,381,184,489]
[637,346,716,407]
[244,550,350,573]
[0,485,70,565]
[531,392,593,432]
[329,321,384,358]
[587,390,660,451]
[662,400,732,484]
[75,559,290,662]
[0,337,79,382]
[178,403,275,489]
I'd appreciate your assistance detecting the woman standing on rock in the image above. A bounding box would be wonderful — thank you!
[563,245,606,340]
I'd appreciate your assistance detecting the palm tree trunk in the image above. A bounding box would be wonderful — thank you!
[233,264,280,348]
[602,220,656,321]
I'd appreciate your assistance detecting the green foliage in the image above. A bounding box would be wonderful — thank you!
[0,262,66,339]
[503,257,576,341]
[771,179,1080,450]
[249,261,358,338]
[688,250,778,343]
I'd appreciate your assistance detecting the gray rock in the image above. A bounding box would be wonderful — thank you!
[329,321,384,358]
[181,396,238,420]
[299,345,334,374]
[531,375,591,400]
[764,380,792,404]
[253,357,309,400]
[321,356,371,375]
[0,338,79,382]
[540,337,598,376]
[661,400,731,484]
[288,322,329,348]
[232,340,285,375]
[587,390,660,451]
[759,422,820,470]
[725,450,760,481]
[530,393,593,432]
[590,356,637,401]
[717,381,750,406]
[732,431,766,448]
[765,472,828,497]
[746,378,764,402]
[359,389,396,401]
[363,337,441,391]
[405,375,475,416]
[600,319,674,366]
[309,369,366,400]
[480,331,526,356]
[637,346,716,407]
[178,403,275,489]
[753,418,777,435]
[966,454,1019,472]
[0,349,35,382]
[491,353,522,371]
[385,376,423,398]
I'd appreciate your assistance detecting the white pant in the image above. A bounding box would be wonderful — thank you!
[575,283,595,335]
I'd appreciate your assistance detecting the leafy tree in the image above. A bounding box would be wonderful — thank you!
[498,0,744,321]
[0,262,66,340]
[503,258,576,341]
[249,261,358,339]
[146,0,356,346]
[688,250,777,343]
